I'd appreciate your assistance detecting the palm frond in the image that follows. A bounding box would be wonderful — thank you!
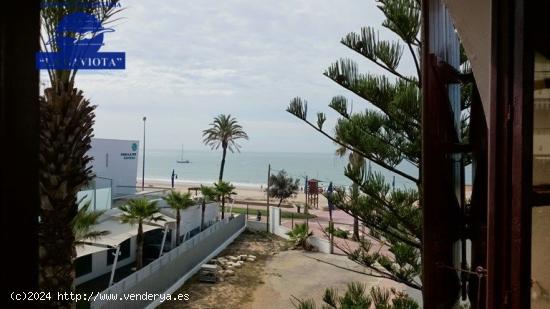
[202,114,249,153]
[119,198,163,224]
[73,202,109,242]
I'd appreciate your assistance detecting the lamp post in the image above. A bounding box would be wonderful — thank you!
[141,116,146,191]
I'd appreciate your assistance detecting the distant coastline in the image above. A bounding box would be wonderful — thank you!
[139,177,266,189]
[136,149,422,189]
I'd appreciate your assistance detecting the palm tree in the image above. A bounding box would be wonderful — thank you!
[199,185,218,231]
[202,114,249,182]
[73,202,109,244]
[39,2,122,303]
[119,199,164,269]
[163,191,194,245]
[268,170,300,207]
[214,181,236,219]
[286,223,313,250]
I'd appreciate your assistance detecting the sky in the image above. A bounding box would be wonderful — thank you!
[58,0,417,153]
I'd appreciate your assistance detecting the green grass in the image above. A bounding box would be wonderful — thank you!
[230,207,316,219]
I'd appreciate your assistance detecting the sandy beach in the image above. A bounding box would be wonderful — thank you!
[141,179,329,209]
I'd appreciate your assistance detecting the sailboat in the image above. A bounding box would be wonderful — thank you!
[177,145,190,163]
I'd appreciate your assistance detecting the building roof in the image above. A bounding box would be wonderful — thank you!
[75,216,172,258]
[76,244,111,257]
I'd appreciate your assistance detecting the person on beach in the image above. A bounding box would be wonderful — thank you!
[171,169,178,188]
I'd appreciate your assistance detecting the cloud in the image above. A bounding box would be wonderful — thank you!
[69,0,416,152]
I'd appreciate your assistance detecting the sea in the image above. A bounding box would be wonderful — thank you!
[139,149,419,189]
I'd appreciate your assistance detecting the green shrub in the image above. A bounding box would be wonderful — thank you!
[286,223,313,250]
[325,226,350,239]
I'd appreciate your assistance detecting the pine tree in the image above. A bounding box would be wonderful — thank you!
[287,0,423,291]
[287,0,471,298]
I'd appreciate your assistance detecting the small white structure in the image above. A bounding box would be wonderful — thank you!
[77,138,140,211]
[88,138,140,197]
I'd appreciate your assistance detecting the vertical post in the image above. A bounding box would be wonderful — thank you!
[329,221,334,254]
[159,225,168,258]
[305,176,309,229]
[246,204,249,220]
[109,178,113,209]
[291,213,294,228]
[109,246,121,286]
[329,190,333,254]
[141,116,146,191]
[93,178,97,211]
[266,164,270,233]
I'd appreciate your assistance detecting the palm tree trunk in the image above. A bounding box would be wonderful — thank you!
[38,215,75,308]
[201,201,206,231]
[218,146,227,182]
[136,221,144,269]
[38,86,95,308]
[221,196,225,219]
[176,210,181,245]
[352,216,360,241]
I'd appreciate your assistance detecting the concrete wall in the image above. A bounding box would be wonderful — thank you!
[91,215,246,309]
[307,236,331,253]
[268,207,291,240]
[246,220,267,232]
[88,138,140,196]
[157,201,219,237]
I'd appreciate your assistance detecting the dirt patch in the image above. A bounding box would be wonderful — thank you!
[160,230,289,309]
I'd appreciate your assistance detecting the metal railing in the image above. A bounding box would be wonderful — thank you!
[90,215,245,309]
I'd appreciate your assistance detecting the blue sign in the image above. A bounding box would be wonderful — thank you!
[36,12,125,70]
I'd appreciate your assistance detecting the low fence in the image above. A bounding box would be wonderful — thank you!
[90,215,246,309]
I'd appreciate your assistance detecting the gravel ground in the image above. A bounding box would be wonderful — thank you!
[159,230,289,309]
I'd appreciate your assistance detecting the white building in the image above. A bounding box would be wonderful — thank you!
[88,138,140,197]
[74,138,221,287]
[77,138,139,211]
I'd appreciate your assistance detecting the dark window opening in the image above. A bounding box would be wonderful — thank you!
[75,254,92,278]
[107,238,130,265]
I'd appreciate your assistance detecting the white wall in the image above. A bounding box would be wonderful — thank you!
[88,138,139,196]
[246,220,267,232]
[157,201,219,236]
